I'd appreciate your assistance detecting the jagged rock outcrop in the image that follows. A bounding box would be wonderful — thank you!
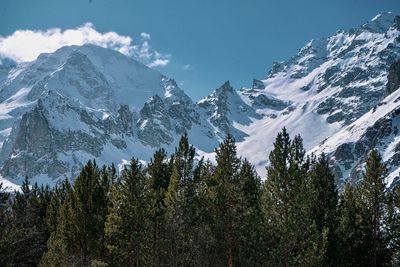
[385,60,400,97]
[1,13,400,187]
[0,45,221,180]
[137,95,174,146]
[198,81,261,140]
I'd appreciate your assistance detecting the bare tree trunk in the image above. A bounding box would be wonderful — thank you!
[227,246,233,267]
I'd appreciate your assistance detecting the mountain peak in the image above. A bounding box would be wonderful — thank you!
[371,12,397,23]
[29,44,166,111]
[252,79,265,90]
[362,12,399,32]
[216,81,233,94]
[1,13,400,187]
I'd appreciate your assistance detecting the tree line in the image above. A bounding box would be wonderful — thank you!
[0,128,399,266]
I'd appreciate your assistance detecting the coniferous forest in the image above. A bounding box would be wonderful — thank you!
[0,128,399,267]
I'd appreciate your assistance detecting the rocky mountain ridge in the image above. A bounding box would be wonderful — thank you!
[0,12,399,188]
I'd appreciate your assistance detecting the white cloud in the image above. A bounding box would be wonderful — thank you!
[140,32,151,40]
[182,64,191,70]
[0,23,170,68]
[131,33,171,67]
[148,58,170,68]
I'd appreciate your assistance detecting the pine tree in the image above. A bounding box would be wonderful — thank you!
[40,179,72,267]
[210,134,242,267]
[3,177,52,266]
[148,148,171,266]
[0,182,10,267]
[337,183,366,266]
[105,159,151,266]
[192,158,217,266]
[359,150,391,266]
[238,159,265,266]
[164,133,197,266]
[42,160,110,266]
[97,164,116,258]
[262,128,324,266]
[2,178,32,266]
[0,182,9,234]
[5,128,399,266]
[44,179,72,235]
[12,176,31,228]
[388,184,400,264]
[309,153,338,266]
[338,151,393,266]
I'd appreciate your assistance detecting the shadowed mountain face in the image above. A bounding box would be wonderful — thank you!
[0,13,399,187]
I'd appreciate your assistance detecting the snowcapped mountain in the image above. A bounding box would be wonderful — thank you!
[0,44,220,185]
[197,81,263,141]
[203,12,400,183]
[0,12,399,188]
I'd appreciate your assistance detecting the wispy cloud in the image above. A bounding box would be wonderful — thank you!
[132,33,171,67]
[0,23,171,67]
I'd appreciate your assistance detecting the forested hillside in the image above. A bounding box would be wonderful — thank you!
[1,129,399,266]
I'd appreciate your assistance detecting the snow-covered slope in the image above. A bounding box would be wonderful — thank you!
[0,44,219,185]
[194,12,400,182]
[0,12,399,187]
[197,81,262,141]
[310,87,400,186]
[232,12,400,181]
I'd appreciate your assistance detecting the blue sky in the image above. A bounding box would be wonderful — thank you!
[0,0,399,100]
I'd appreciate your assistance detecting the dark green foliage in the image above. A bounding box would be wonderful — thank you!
[105,159,151,266]
[262,128,325,266]
[209,134,243,267]
[309,153,338,266]
[0,182,9,233]
[1,132,399,267]
[0,182,10,266]
[44,179,72,235]
[164,133,198,266]
[388,185,400,265]
[41,160,112,266]
[337,150,392,267]
[0,177,52,267]
[238,159,265,266]
[359,150,391,266]
[149,148,170,191]
[337,183,366,266]
[148,148,171,266]
[190,157,218,266]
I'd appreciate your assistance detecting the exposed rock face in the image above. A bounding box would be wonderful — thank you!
[161,77,201,134]
[0,45,221,181]
[247,94,289,110]
[198,81,234,134]
[1,13,400,187]
[252,79,265,90]
[197,81,261,140]
[137,95,174,146]
[1,101,105,178]
[0,58,16,84]
[265,13,400,126]
[385,60,400,97]
[116,105,134,136]
[334,143,354,162]
[328,107,400,186]
[311,89,400,187]
[303,28,398,184]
